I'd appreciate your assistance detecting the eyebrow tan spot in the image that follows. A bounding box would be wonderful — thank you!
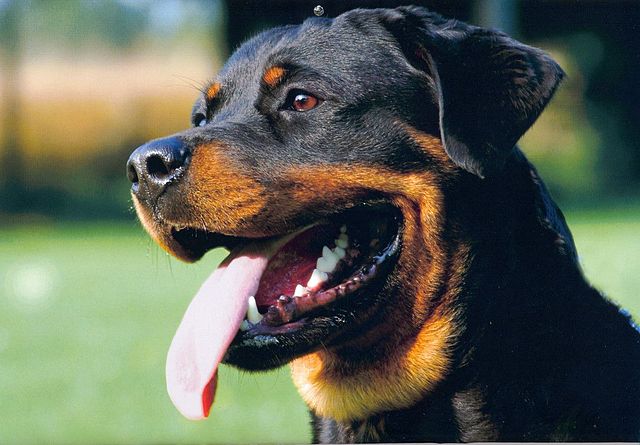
[262,66,287,87]
[206,82,221,101]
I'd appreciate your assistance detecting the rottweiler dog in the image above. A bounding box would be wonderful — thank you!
[126,6,640,442]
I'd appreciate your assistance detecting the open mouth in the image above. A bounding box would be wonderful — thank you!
[164,206,401,420]
[171,207,401,328]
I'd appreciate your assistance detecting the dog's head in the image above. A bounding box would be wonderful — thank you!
[127,6,562,422]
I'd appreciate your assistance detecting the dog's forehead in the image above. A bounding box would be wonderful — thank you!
[216,14,400,87]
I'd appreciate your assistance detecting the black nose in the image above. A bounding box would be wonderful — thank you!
[126,136,189,200]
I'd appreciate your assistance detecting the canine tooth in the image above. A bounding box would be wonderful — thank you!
[247,296,263,324]
[333,246,346,259]
[307,268,328,289]
[340,225,347,233]
[335,238,348,249]
[294,284,305,297]
[239,320,251,331]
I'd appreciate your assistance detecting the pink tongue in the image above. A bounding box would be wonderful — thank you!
[165,238,287,420]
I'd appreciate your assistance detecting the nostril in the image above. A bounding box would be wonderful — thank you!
[127,162,139,185]
[146,154,171,179]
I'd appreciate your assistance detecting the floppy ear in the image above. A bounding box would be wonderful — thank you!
[381,6,564,178]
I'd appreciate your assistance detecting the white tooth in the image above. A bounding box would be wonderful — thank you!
[318,257,338,274]
[324,246,339,261]
[239,320,251,331]
[328,259,339,271]
[247,296,263,324]
[335,238,348,249]
[340,225,347,233]
[307,268,328,289]
[294,284,305,297]
[316,257,330,273]
[333,246,346,259]
[324,246,340,263]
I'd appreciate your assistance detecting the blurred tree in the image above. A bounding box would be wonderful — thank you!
[27,0,148,50]
[475,0,518,37]
[0,0,26,213]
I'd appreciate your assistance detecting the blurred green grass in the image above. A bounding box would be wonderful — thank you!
[0,207,638,444]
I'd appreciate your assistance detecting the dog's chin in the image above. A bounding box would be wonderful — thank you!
[143,203,403,371]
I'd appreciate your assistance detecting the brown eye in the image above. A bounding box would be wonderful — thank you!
[286,90,320,112]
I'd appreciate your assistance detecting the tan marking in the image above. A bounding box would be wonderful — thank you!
[206,82,221,101]
[132,142,268,258]
[403,125,457,168]
[262,66,286,87]
[183,142,267,233]
[291,312,457,422]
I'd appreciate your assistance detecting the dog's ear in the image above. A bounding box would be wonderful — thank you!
[379,6,564,178]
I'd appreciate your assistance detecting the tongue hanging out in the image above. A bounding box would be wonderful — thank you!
[165,223,351,420]
[165,240,276,420]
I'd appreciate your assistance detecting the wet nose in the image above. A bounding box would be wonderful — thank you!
[126,136,189,200]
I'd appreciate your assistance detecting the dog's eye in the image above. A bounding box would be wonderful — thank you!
[193,113,207,127]
[285,90,320,112]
